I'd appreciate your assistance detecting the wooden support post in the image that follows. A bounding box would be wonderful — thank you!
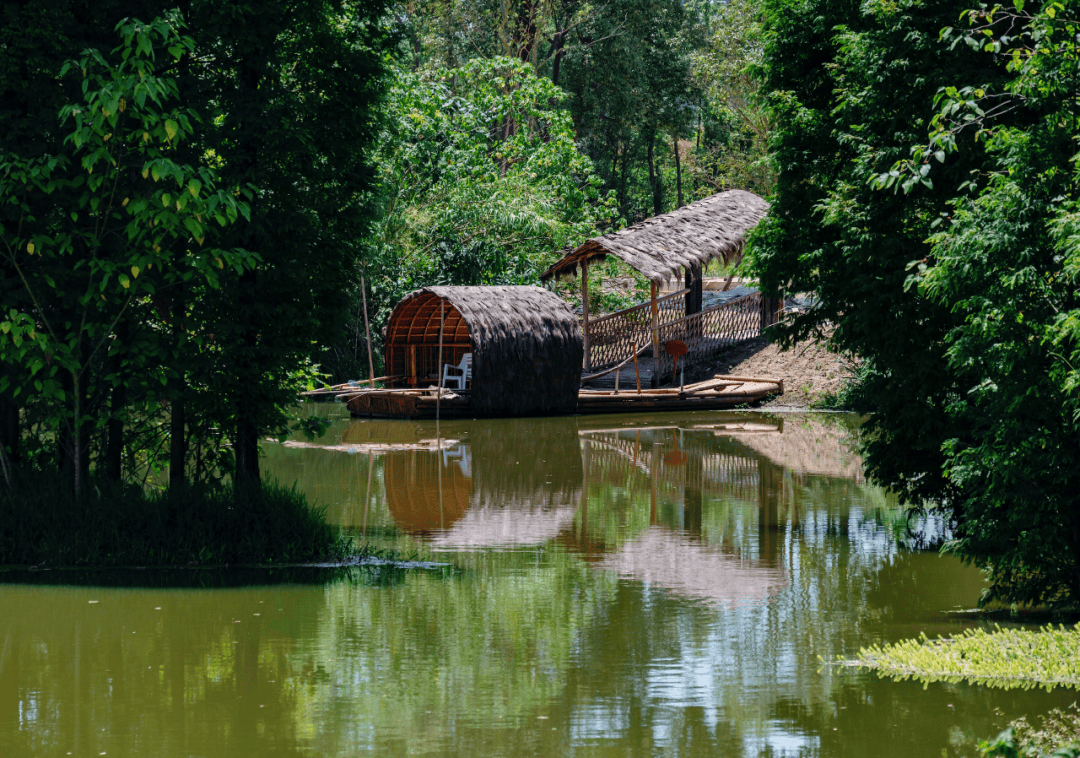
[632,341,641,395]
[685,263,703,341]
[361,275,375,388]
[581,259,591,373]
[650,281,660,389]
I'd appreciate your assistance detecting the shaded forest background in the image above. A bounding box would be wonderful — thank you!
[336,0,772,382]
[8,0,1080,613]
[0,0,770,492]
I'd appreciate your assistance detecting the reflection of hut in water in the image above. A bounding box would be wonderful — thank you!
[561,418,794,565]
[596,526,788,607]
[384,451,472,534]
[725,417,865,483]
[385,418,584,545]
[355,286,583,418]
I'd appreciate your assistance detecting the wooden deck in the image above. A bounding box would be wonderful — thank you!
[344,375,782,419]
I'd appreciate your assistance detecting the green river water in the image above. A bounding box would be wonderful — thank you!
[1,408,1075,757]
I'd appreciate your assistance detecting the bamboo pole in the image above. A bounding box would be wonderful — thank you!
[650,282,660,389]
[437,300,444,421]
[362,451,373,539]
[581,259,591,373]
[361,275,375,389]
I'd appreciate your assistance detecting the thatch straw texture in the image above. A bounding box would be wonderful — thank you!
[386,286,583,416]
[540,189,770,284]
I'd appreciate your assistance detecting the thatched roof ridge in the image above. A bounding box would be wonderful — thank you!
[540,189,770,284]
[391,286,583,416]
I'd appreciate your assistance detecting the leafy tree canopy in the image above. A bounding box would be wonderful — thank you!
[753,0,1080,606]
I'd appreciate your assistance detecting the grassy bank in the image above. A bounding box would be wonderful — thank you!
[0,475,353,568]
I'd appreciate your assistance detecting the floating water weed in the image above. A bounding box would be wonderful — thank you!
[853,624,1080,691]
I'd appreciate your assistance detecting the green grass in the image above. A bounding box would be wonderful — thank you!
[0,474,357,568]
[852,624,1080,691]
[811,359,872,411]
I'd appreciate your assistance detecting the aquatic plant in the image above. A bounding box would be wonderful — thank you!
[978,705,1080,758]
[853,625,1080,691]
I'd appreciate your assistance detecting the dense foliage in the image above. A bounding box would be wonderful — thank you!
[0,475,347,566]
[327,0,775,379]
[1,0,776,494]
[753,0,1080,606]
[0,0,392,489]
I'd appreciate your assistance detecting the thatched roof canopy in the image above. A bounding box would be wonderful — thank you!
[385,286,583,416]
[540,189,770,284]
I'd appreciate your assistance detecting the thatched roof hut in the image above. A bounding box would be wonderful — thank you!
[539,189,770,284]
[384,286,583,416]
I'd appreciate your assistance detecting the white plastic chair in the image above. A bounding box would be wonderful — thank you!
[441,353,472,390]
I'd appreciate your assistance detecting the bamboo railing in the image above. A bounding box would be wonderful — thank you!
[583,290,783,377]
[581,432,762,504]
[583,289,687,370]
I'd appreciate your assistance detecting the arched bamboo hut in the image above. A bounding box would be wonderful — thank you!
[384,286,583,417]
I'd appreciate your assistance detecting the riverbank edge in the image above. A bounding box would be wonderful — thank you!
[0,476,370,569]
[0,556,451,573]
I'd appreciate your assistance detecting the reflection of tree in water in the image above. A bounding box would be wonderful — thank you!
[0,585,339,758]
[250,411,1016,758]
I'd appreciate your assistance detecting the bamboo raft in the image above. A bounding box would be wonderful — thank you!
[340,375,782,419]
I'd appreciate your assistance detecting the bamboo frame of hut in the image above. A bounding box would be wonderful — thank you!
[383,286,583,417]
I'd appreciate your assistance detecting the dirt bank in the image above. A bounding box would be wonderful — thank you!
[685,336,855,409]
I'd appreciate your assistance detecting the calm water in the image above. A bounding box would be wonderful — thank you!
[1,409,1074,757]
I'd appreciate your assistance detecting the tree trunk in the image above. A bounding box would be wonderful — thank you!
[105,384,124,482]
[618,142,631,220]
[234,269,261,486]
[685,264,702,315]
[235,416,260,485]
[105,317,130,482]
[673,133,683,208]
[0,396,19,466]
[647,133,663,215]
[60,367,89,497]
[170,292,186,486]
